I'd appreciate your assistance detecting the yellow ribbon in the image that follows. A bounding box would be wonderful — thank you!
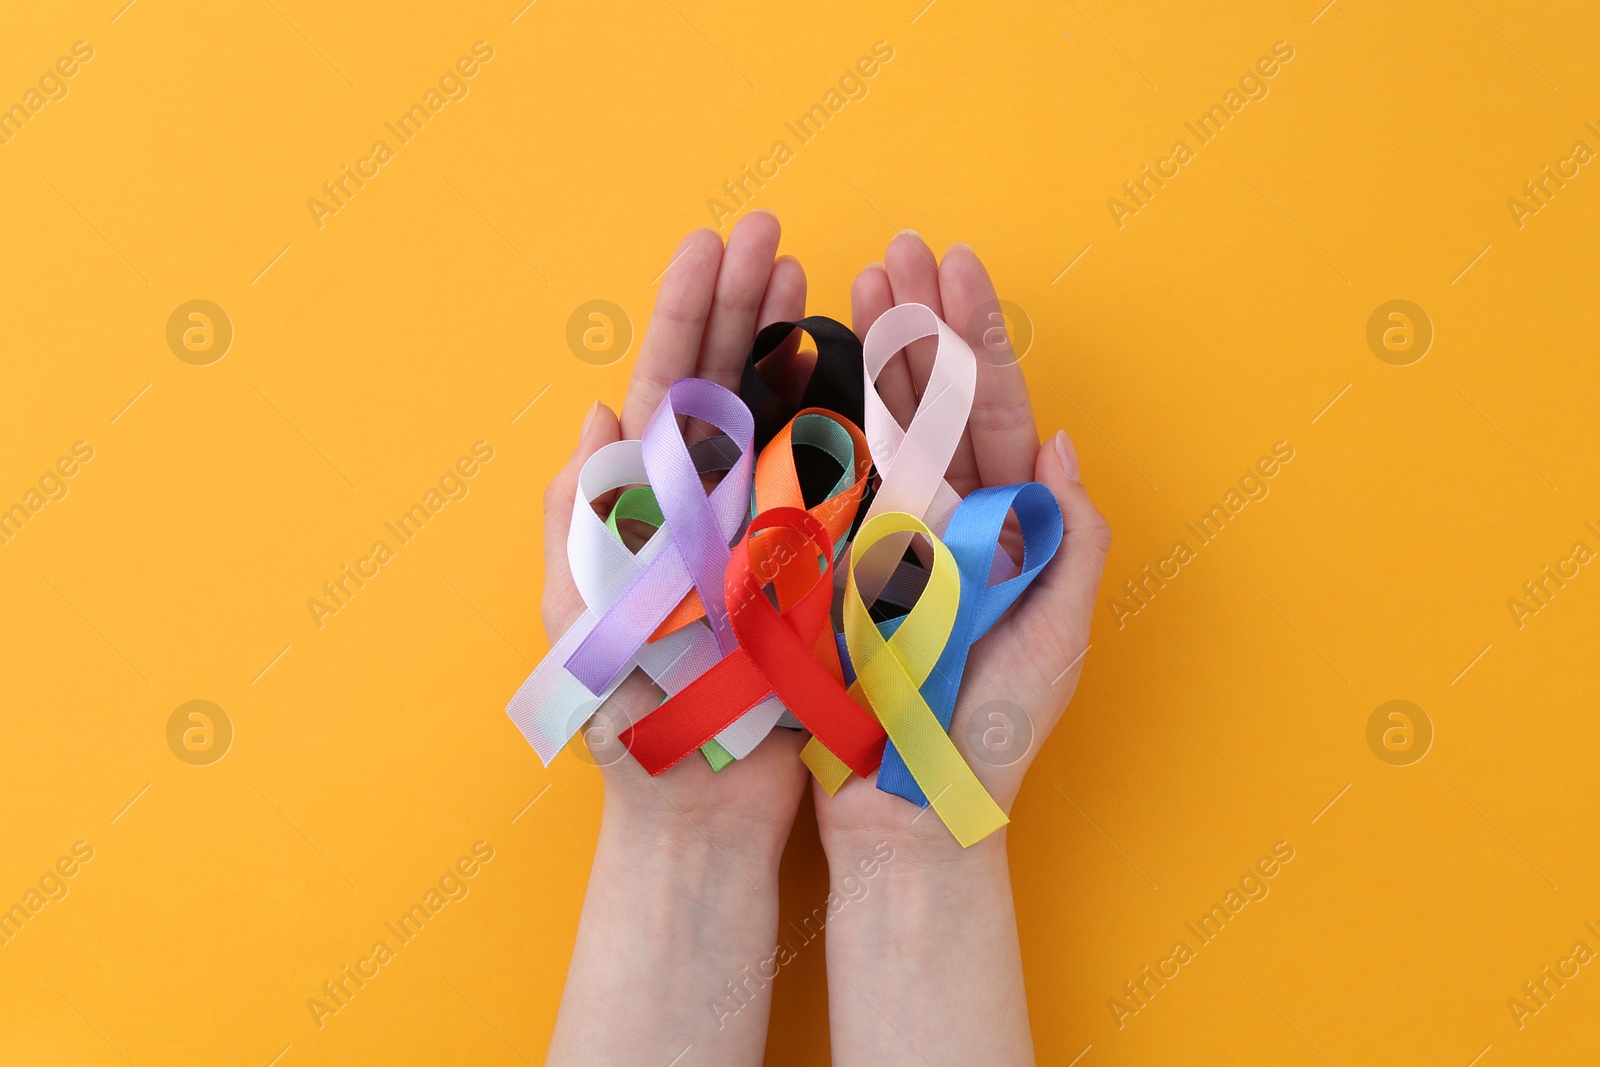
[800,511,1010,847]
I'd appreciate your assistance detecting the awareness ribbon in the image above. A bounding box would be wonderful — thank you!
[564,378,755,694]
[841,510,1004,847]
[647,408,874,763]
[504,439,725,765]
[874,483,1063,807]
[741,316,864,451]
[620,508,886,777]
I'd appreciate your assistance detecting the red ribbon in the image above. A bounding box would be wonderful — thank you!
[620,507,886,776]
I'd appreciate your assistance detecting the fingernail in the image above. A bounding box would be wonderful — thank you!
[865,261,885,271]
[1053,430,1080,483]
[947,241,973,254]
[896,229,921,240]
[580,401,602,439]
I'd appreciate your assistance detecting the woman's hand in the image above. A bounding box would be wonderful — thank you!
[813,231,1112,862]
[814,234,1110,1067]
[539,211,813,862]
[545,213,815,1067]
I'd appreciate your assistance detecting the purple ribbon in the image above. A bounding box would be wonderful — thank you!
[564,378,754,694]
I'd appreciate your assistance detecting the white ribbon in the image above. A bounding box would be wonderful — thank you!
[506,440,724,765]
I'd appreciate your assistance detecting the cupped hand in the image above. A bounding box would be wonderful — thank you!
[814,234,1112,861]
[539,212,812,856]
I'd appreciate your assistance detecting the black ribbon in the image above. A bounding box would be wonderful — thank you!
[740,316,864,452]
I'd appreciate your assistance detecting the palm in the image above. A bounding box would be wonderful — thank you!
[813,234,1109,847]
[540,214,815,844]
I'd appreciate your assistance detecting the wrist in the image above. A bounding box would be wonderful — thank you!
[818,818,1030,1067]
[816,781,1011,876]
[820,815,1010,883]
[599,791,790,878]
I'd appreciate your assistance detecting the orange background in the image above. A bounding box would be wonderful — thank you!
[2,1,1597,1063]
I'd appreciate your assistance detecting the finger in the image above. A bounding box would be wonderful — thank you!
[884,231,944,398]
[755,254,811,398]
[758,254,807,328]
[540,402,622,641]
[851,261,917,430]
[619,229,723,437]
[939,243,1039,489]
[1009,430,1111,693]
[697,211,783,391]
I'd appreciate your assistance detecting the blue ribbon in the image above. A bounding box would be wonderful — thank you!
[873,482,1063,806]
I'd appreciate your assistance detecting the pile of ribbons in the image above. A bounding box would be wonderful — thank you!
[506,304,1063,847]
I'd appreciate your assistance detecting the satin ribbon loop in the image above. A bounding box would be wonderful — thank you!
[741,316,865,451]
[875,483,1064,808]
[620,508,885,776]
[859,303,976,538]
[564,379,754,694]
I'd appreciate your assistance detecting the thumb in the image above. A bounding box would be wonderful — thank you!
[1010,430,1111,694]
[541,401,621,641]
